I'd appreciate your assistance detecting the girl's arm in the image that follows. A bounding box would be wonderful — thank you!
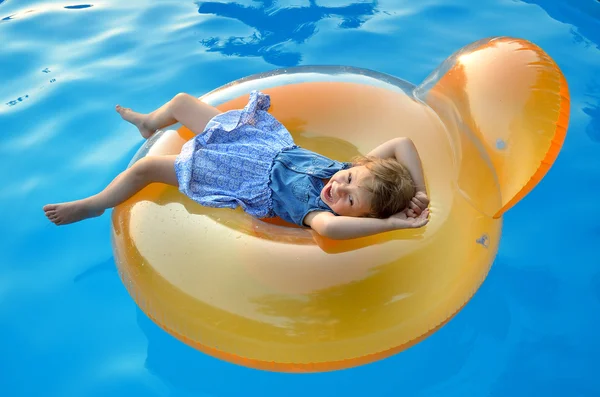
[367,137,427,194]
[304,210,429,240]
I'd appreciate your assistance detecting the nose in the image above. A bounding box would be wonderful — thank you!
[334,181,350,196]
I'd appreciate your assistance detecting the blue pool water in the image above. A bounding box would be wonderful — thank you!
[1,0,599,396]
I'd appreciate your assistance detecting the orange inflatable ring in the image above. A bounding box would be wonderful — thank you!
[111,37,569,372]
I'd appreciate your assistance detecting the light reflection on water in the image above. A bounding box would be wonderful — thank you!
[0,0,599,396]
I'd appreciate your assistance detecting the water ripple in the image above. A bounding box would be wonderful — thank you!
[64,4,93,9]
[1,1,599,396]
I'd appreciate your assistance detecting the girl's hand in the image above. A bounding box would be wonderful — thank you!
[406,191,430,218]
[389,208,430,229]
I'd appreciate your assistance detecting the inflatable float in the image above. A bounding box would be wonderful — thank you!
[111,37,569,372]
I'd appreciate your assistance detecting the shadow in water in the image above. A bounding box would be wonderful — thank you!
[520,1,600,144]
[196,0,378,66]
[583,79,600,142]
[592,271,600,304]
[73,257,116,283]
[520,0,600,49]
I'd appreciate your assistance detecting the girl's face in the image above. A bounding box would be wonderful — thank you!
[320,166,373,217]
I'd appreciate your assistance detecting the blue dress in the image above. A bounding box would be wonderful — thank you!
[269,147,351,226]
[174,90,351,226]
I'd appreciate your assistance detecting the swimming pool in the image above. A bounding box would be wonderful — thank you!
[1,0,599,396]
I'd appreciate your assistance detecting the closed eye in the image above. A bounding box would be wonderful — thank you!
[348,173,352,183]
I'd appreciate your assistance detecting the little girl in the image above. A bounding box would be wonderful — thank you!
[44,91,430,240]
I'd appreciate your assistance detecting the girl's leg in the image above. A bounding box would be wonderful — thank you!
[116,93,221,138]
[43,155,179,225]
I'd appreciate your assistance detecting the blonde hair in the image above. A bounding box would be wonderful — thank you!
[353,156,415,218]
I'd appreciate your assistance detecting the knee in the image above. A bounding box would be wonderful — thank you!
[131,157,155,182]
[173,92,194,104]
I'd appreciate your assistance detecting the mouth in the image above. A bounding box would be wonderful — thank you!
[323,183,334,203]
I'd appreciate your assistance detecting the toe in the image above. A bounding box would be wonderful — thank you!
[43,204,57,212]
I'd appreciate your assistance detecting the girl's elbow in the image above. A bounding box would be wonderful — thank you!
[396,136,414,147]
[317,222,336,239]
[313,219,342,239]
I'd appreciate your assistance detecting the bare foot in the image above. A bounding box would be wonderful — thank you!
[116,105,155,139]
[43,201,105,226]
